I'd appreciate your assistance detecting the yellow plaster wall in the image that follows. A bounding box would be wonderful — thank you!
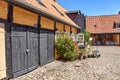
[65,25,70,33]
[41,16,54,30]
[72,27,77,34]
[0,23,6,79]
[72,27,75,33]
[55,49,61,59]
[56,22,64,32]
[113,34,116,41]
[117,34,120,44]
[13,6,38,26]
[113,34,119,44]
[0,1,8,19]
[75,28,77,34]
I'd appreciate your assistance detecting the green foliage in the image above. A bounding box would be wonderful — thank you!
[84,29,91,45]
[55,36,77,60]
[84,29,90,43]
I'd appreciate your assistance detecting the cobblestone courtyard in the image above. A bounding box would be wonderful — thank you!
[12,46,120,80]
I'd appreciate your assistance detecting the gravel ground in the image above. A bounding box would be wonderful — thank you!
[11,46,120,80]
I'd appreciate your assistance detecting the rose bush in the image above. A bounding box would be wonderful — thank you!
[55,36,78,60]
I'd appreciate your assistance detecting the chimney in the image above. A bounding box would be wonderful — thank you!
[53,0,57,2]
[119,11,120,14]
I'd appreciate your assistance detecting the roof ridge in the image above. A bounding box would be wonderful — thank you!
[87,14,120,17]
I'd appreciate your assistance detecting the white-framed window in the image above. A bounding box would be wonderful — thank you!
[71,33,77,41]
[55,31,62,39]
[115,23,120,29]
[77,33,84,45]
[64,32,70,36]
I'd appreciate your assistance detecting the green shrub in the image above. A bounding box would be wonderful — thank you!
[84,29,92,45]
[55,36,78,60]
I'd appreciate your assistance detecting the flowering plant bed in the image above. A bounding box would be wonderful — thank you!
[55,36,78,60]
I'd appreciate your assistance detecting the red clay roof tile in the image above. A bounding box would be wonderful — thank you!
[86,14,120,33]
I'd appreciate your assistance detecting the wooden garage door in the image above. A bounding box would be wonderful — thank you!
[11,25,38,78]
[47,31,54,63]
[28,28,38,71]
[39,29,54,66]
[39,29,48,66]
[0,22,6,79]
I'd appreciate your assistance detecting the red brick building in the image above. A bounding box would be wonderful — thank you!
[86,12,120,45]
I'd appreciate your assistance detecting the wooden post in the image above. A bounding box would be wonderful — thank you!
[63,24,65,32]
[5,2,13,79]
[54,21,57,31]
[77,28,79,34]
[70,26,72,35]
[54,21,56,59]
[38,15,41,28]
[37,15,41,65]
[108,34,110,42]
[7,4,13,23]
[119,33,120,46]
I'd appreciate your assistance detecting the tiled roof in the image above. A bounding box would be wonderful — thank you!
[9,0,80,28]
[86,14,120,33]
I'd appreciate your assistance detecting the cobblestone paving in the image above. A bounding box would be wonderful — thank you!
[12,46,120,80]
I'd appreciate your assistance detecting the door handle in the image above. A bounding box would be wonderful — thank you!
[26,49,30,52]
[26,49,29,55]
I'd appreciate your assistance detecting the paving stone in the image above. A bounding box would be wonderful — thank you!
[12,46,120,80]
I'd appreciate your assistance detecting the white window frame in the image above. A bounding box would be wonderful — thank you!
[77,33,84,45]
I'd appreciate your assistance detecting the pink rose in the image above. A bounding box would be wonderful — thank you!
[65,44,68,46]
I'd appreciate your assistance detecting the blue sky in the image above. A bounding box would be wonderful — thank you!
[58,0,120,16]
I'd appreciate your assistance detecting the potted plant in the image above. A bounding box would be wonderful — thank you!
[78,48,87,59]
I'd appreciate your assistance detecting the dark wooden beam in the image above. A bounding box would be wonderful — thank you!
[0,18,6,22]
[119,34,120,46]
[37,15,41,65]
[54,21,56,59]
[63,24,66,32]
[7,3,13,23]
[54,21,57,31]
[77,28,79,34]
[38,15,41,28]
[5,2,14,79]
[70,27,72,35]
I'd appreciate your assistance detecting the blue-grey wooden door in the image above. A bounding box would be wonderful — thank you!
[39,29,54,66]
[47,31,54,63]
[39,29,48,66]
[11,26,28,78]
[11,25,38,78]
[28,28,38,71]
